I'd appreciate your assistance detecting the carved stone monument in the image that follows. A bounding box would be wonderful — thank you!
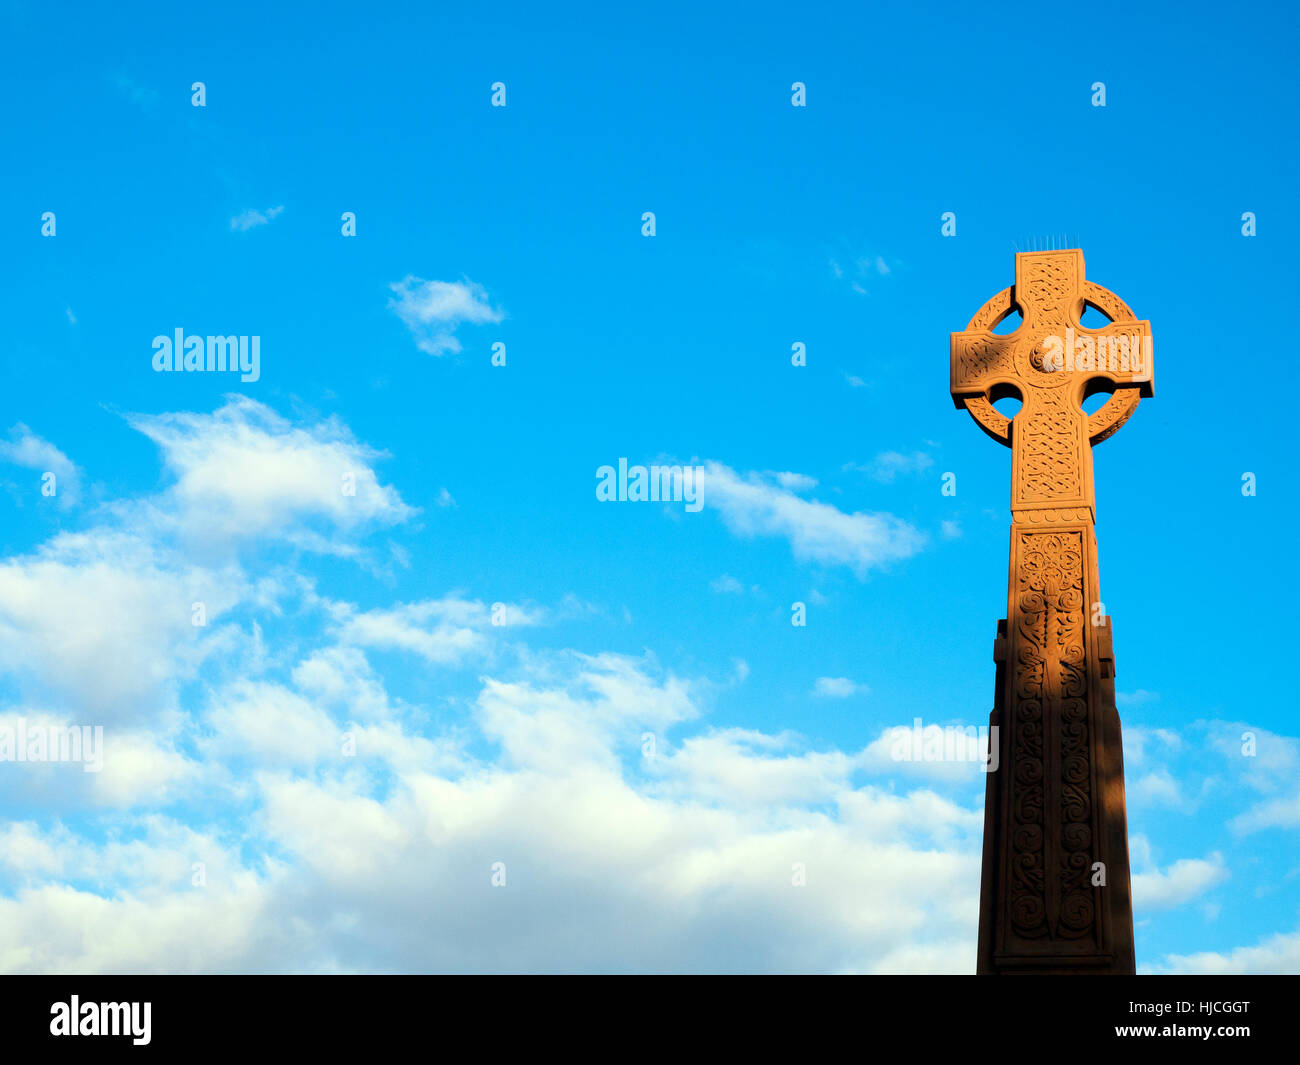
[950,250,1152,974]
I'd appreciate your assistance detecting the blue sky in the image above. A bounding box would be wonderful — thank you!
[0,0,1296,973]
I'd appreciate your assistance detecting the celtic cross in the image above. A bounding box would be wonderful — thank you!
[951,250,1151,974]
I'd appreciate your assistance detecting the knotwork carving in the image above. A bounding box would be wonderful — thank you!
[1008,530,1092,941]
[1017,388,1085,502]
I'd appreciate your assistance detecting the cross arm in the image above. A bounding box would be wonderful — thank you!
[951,331,1016,407]
[1064,320,1155,397]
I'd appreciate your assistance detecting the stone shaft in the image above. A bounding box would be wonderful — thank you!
[976,519,1135,973]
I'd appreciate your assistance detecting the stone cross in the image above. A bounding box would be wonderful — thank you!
[950,250,1151,974]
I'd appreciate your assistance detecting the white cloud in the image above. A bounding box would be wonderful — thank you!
[335,596,545,666]
[388,276,503,356]
[0,651,987,974]
[0,424,81,506]
[1132,853,1228,911]
[812,677,865,699]
[770,471,817,492]
[290,645,394,721]
[0,398,421,723]
[477,653,696,774]
[1207,722,1299,786]
[2,398,1273,977]
[1231,793,1300,834]
[1122,725,1182,766]
[0,872,278,974]
[0,405,967,972]
[858,723,993,783]
[87,729,197,808]
[230,206,284,231]
[709,574,743,595]
[1130,768,1184,807]
[0,822,70,878]
[848,450,934,484]
[1151,928,1300,975]
[0,535,246,721]
[338,598,487,665]
[202,679,343,768]
[699,462,924,575]
[125,396,414,549]
[652,727,859,806]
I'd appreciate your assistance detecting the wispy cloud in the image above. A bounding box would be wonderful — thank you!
[0,424,81,506]
[812,676,866,698]
[846,450,934,484]
[334,596,547,666]
[769,471,817,492]
[230,206,285,232]
[1231,794,1300,834]
[111,72,159,114]
[388,276,503,356]
[829,253,894,296]
[699,462,925,576]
